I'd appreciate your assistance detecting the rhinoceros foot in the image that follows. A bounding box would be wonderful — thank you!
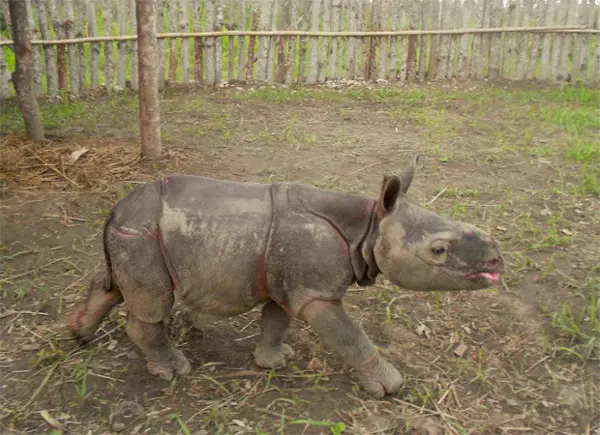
[147,348,191,381]
[356,355,404,399]
[253,343,295,369]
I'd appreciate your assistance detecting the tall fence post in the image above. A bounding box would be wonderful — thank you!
[137,0,161,159]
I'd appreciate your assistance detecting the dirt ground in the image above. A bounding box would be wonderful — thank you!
[0,81,598,435]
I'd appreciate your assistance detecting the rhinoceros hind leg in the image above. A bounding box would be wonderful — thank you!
[253,301,295,369]
[299,299,403,398]
[126,314,191,381]
[69,270,123,344]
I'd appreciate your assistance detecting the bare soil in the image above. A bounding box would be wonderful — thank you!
[1,81,598,435]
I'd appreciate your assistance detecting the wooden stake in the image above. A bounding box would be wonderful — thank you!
[137,0,162,159]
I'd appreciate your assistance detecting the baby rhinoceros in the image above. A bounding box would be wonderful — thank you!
[69,156,504,398]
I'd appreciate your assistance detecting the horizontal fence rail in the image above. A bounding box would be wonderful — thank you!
[0,0,599,100]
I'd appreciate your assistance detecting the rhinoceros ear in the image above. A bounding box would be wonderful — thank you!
[397,154,419,194]
[378,174,402,213]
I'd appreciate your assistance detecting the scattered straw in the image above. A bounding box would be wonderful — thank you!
[0,135,146,191]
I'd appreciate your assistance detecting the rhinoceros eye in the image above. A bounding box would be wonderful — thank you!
[431,246,446,256]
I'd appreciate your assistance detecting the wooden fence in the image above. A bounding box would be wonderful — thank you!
[0,0,599,99]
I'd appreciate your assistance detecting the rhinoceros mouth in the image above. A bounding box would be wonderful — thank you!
[465,271,501,282]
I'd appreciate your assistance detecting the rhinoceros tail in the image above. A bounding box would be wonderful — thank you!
[101,209,115,292]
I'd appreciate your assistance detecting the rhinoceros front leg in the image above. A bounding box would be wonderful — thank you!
[126,315,191,381]
[299,299,403,398]
[253,301,295,369]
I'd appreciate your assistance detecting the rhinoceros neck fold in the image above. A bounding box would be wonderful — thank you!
[287,183,379,286]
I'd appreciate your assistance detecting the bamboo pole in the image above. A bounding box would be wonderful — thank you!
[266,0,276,83]
[417,0,431,80]
[319,0,331,81]
[550,0,565,81]
[471,0,486,79]
[0,26,594,47]
[205,0,216,84]
[308,0,321,83]
[117,0,128,88]
[515,0,531,80]
[346,0,358,80]
[526,0,543,80]
[437,0,451,79]
[86,0,99,89]
[103,0,114,93]
[191,0,202,84]
[540,0,555,81]
[376,0,387,81]
[330,0,341,79]
[406,0,420,80]
[215,2,224,84]
[257,0,272,81]
[238,0,246,80]
[76,0,86,91]
[594,3,600,85]
[157,0,166,87]
[180,0,190,83]
[228,0,236,82]
[488,0,503,79]
[285,0,297,83]
[457,0,474,80]
[297,0,308,82]
[25,0,42,96]
[428,0,441,79]
[167,0,178,82]
[277,0,289,83]
[446,0,459,79]
[502,0,517,79]
[63,0,80,94]
[245,4,257,81]
[35,0,58,95]
[130,0,139,90]
[398,1,408,81]
[558,0,577,82]
[0,46,11,99]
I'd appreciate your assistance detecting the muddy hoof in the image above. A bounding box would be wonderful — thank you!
[147,349,191,381]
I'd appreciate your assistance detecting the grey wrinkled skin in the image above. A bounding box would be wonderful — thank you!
[68,156,504,398]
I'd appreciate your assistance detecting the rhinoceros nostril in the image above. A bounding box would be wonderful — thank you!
[486,258,500,269]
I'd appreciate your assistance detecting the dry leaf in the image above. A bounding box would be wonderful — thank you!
[495,226,507,232]
[68,147,89,163]
[454,342,468,357]
[22,343,42,351]
[40,410,63,429]
[560,228,573,236]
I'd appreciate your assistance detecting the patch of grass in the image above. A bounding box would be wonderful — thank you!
[550,279,600,361]
[289,419,346,434]
[566,139,599,164]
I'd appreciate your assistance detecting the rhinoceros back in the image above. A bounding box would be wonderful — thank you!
[157,175,273,315]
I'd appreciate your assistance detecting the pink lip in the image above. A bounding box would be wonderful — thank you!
[466,272,501,282]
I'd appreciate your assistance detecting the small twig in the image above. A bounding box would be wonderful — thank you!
[0,310,49,319]
[34,155,80,187]
[525,355,551,373]
[20,364,58,411]
[339,161,384,179]
[427,186,447,205]
[233,333,259,342]
[1,257,66,282]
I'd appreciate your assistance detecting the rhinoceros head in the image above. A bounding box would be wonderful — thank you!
[370,156,504,292]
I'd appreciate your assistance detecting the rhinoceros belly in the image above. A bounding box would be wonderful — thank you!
[157,175,272,316]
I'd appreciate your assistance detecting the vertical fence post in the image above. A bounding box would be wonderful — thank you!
[540,0,555,81]
[87,0,100,89]
[457,0,474,80]
[307,0,321,83]
[103,0,114,93]
[130,0,139,90]
[417,0,430,81]
[35,0,58,95]
[181,0,190,83]
[137,0,162,159]
[346,0,357,80]
[238,0,246,81]
[191,0,202,85]
[515,0,532,81]
[319,0,330,82]
[157,0,166,87]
